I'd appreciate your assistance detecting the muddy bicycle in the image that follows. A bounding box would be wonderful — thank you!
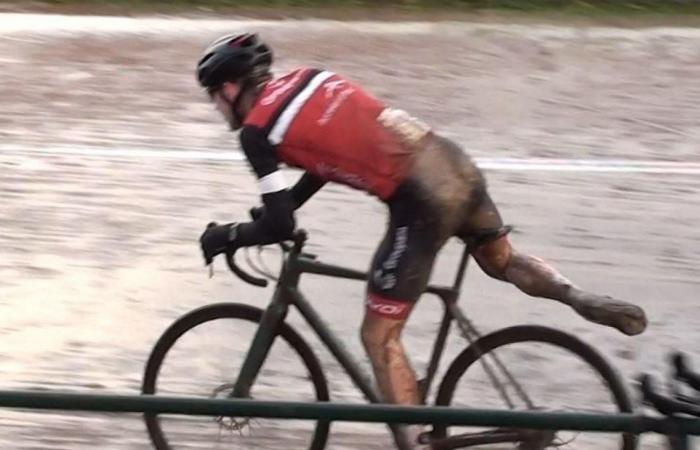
[142,230,636,450]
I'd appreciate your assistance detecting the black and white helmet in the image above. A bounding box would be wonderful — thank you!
[196,33,273,89]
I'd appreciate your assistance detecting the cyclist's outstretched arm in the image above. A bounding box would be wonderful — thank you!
[215,125,294,247]
[472,235,647,336]
[199,127,326,262]
[239,126,325,243]
[250,172,326,220]
[289,171,326,209]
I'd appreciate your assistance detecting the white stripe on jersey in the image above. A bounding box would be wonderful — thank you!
[268,70,334,145]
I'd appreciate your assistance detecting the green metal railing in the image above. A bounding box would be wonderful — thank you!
[1,389,699,436]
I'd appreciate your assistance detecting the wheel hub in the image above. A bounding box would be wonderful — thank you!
[210,383,252,433]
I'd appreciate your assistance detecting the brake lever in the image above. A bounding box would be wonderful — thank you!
[254,246,280,281]
[244,247,278,281]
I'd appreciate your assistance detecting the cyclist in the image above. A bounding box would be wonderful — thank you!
[197,33,648,449]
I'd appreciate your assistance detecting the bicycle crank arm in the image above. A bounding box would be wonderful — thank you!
[421,428,555,450]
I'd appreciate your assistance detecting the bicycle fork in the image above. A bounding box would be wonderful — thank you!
[231,288,289,399]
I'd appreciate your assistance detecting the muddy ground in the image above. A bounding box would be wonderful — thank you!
[0,11,699,450]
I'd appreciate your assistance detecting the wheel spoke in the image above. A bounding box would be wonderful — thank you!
[432,325,636,450]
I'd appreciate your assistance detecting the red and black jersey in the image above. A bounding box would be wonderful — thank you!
[243,68,412,200]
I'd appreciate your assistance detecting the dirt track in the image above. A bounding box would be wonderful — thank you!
[0,12,699,450]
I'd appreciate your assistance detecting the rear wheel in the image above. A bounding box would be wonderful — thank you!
[142,303,330,450]
[432,325,637,450]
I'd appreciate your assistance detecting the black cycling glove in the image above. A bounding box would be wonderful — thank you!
[199,222,239,265]
[249,206,265,221]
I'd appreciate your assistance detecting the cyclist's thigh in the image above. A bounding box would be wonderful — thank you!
[458,183,512,248]
[367,184,446,319]
[454,178,516,278]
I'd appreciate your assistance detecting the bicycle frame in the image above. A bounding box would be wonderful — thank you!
[231,241,473,405]
[140,230,641,450]
[227,239,542,450]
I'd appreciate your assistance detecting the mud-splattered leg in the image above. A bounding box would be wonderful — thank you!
[473,235,647,336]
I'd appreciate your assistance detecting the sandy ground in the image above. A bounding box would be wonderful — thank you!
[0,12,699,450]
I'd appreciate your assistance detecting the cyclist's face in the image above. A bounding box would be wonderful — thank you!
[210,82,242,130]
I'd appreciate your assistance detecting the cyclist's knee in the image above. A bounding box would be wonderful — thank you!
[360,315,399,349]
[360,321,405,365]
[365,292,413,322]
[360,320,382,350]
[473,235,513,280]
[361,295,410,349]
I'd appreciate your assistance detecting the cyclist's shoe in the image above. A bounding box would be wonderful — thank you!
[403,425,433,450]
[568,288,647,336]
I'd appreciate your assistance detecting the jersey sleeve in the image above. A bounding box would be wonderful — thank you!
[235,126,296,246]
[290,172,326,208]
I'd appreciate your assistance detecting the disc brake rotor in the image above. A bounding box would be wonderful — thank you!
[210,383,252,433]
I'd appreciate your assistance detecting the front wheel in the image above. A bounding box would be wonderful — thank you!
[142,303,330,450]
[432,325,637,450]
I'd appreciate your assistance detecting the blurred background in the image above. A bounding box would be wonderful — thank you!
[0,1,699,449]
